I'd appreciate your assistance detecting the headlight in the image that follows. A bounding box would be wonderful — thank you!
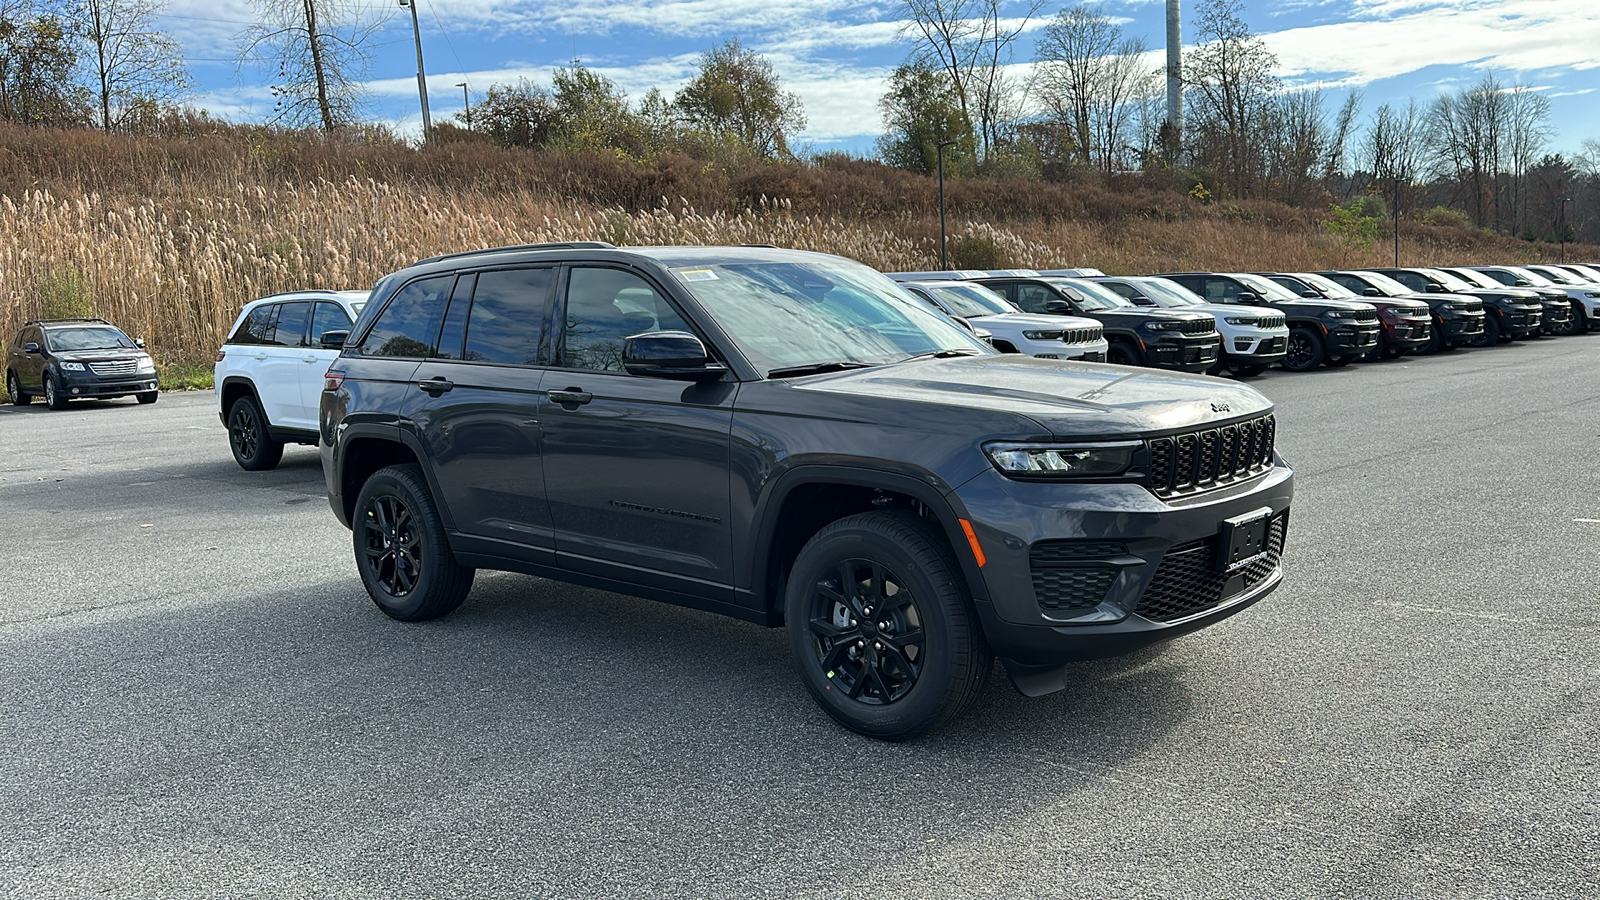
[1021,330,1064,340]
[1140,320,1181,331]
[1223,316,1261,326]
[60,362,85,371]
[984,441,1138,477]
[1326,310,1362,319]
[137,358,156,373]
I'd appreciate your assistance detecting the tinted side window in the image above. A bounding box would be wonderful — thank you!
[270,302,310,347]
[231,304,276,345]
[1103,281,1138,299]
[308,302,353,348]
[1014,284,1054,313]
[1390,272,1426,291]
[1209,278,1244,302]
[463,267,554,365]
[559,268,689,372]
[1325,273,1362,292]
[361,276,454,358]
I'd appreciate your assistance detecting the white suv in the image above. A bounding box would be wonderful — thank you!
[897,280,1108,360]
[215,290,369,469]
[1094,276,1289,377]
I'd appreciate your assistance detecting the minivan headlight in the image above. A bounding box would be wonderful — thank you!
[983,441,1138,477]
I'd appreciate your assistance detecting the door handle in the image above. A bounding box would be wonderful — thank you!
[547,387,592,405]
[418,377,455,395]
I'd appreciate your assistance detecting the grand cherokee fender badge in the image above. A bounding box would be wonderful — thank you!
[1211,401,1231,413]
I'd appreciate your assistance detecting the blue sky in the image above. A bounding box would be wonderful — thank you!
[162,0,1600,159]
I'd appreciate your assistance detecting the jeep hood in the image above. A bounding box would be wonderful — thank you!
[785,355,1272,439]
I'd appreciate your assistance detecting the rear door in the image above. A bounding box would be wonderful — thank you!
[538,265,737,594]
[296,301,356,425]
[405,267,556,552]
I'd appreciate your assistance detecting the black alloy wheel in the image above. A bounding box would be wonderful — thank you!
[352,464,474,621]
[227,395,284,470]
[43,371,68,410]
[1467,313,1501,348]
[6,370,28,405]
[1552,305,1586,336]
[1281,327,1325,372]
[785,511,990,741]
[1106,341,1143,367]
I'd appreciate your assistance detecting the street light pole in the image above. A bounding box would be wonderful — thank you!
[1560,197,1571,264]
[1393,175,1400,267]
[937,140,956,270]
[399,0,431,137]
[456,82,470,130]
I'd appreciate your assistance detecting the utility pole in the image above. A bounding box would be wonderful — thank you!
[938,140,957,270]
[1166,0,1182,161]
[1393,176,1401,267]
[456,82,470,130]
[400,0,431,137]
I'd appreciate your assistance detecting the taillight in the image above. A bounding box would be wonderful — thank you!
[215,349,226,362]
[323,371,345,392]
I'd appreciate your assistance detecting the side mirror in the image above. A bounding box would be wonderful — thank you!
[1425,283,1444,293]
[1044,299,1072,315]
[1236,292,1261,304]
[135,338,146,348]
[1514,280,1533,286]
[950,315,977,333]
[23,342,39,354]
[1301,290,1320,298]
[623,331,727,381]
[319,330,349,350]
[1362,288,1381,297]
[1129,294,1156,307]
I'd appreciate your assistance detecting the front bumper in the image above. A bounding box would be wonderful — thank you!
[1540,302,1573,332]
[1145,335,1222,372]
[58,372,158,398]
[1382,319,1432,349]
[1050,338,1110,362]
[1499,309,1542,337]
[952,463,1293,674]
[1327,324,1380,354]
[1222,331,1289,365]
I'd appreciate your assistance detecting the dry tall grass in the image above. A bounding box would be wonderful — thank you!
[3,125,1594,369]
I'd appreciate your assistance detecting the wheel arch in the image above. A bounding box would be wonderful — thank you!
[749,466,989,626]
[335,430,431,528]
[219,376,262,424]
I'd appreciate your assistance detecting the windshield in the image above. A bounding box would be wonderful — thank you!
[1233,273,1301,301]
[671,258,989,375]
[1504,266,1554,286]
[1444,267,1501,289]
[1527,265,1579,285]
[1293,272,1357,298]
[925,283,1017,318]
[1053,278,1132,311]
[46,326,135,351]
[1419,268,1475,292]
[1352,271,1411,296]
[1565,265,1600,283]
[1126,277,1205,307]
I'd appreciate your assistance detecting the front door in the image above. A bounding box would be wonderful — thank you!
[538,265,737,594]
[406,267,556,552]
[257,301,312,429]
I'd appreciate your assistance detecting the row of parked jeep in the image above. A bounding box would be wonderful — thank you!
[890,263,1600,378]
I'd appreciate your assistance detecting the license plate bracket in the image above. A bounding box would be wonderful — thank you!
[1218,508,1272,574]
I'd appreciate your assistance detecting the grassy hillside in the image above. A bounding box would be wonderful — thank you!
[3,123,1594,372]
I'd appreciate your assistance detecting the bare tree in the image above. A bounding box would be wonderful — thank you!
[1183,0,1281,196]
[899,0,1044,163]
[1362,99,1425,211]
[1034,4,1152,174]
[1428,74,1510,229]
[1503,81,1552,234]
[240,0,388,133]
[68,0,190,132]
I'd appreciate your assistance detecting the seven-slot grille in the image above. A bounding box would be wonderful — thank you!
[1062,326,1104,345]
[1174,318,1216,335]
[88,360,137,376]
[1146,414,1275,499]
[1136,513,1288,622]
[1350,308,1379,323]
[1252,314,1286,329]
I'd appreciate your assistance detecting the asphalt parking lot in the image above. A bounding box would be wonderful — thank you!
[3,340,1597,899]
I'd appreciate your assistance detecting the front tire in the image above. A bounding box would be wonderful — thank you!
[1281,327,1325,372]
[43,371,68,410]
[228,395,284,470]
[1105,340,1143,367]
[1468,313,1501,348]
[6,370,29,405]
[353,464,475,621]
[1553,306,1585,335]
[137,391,158,405]
[785,510,991,742]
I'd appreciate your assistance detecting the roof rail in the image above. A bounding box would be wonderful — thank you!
[412,241,618,266]
[25,317,109,326]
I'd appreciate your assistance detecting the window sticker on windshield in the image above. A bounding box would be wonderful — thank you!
[676,269,719,282]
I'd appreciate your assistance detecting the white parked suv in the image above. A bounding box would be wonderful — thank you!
[215,290,369,469]
[1093,275,1289,377]
[896,279,1108,360]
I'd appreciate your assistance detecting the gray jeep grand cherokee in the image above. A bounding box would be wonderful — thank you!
[321,243,1293,740]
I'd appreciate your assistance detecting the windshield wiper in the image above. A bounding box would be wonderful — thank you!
[901,348,985,363]
[766,361,876,379]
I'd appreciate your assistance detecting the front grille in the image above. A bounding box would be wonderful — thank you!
[1254,315,1286,329]
[1175,318,1214,335]
[1063,326,1104,345]
[1147,414,1275,499]
[88,360,137,376]
[1079,351,1106,362]
[1136,514,1288,622]
[1448,301,1484,313]
[1351,309,1379,323]
[1029,541,1128,611]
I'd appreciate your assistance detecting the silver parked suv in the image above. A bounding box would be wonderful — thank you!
[897,279,1109,360]
[215,290,369,470]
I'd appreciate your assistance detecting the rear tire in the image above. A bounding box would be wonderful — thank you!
[785,510,991,742]
[1106,340,1143,367]
[6,370,28,405]
[43,371,68,410]
[227,395,284,470]
[1281,327,1325,372]
[353,464,475,622]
